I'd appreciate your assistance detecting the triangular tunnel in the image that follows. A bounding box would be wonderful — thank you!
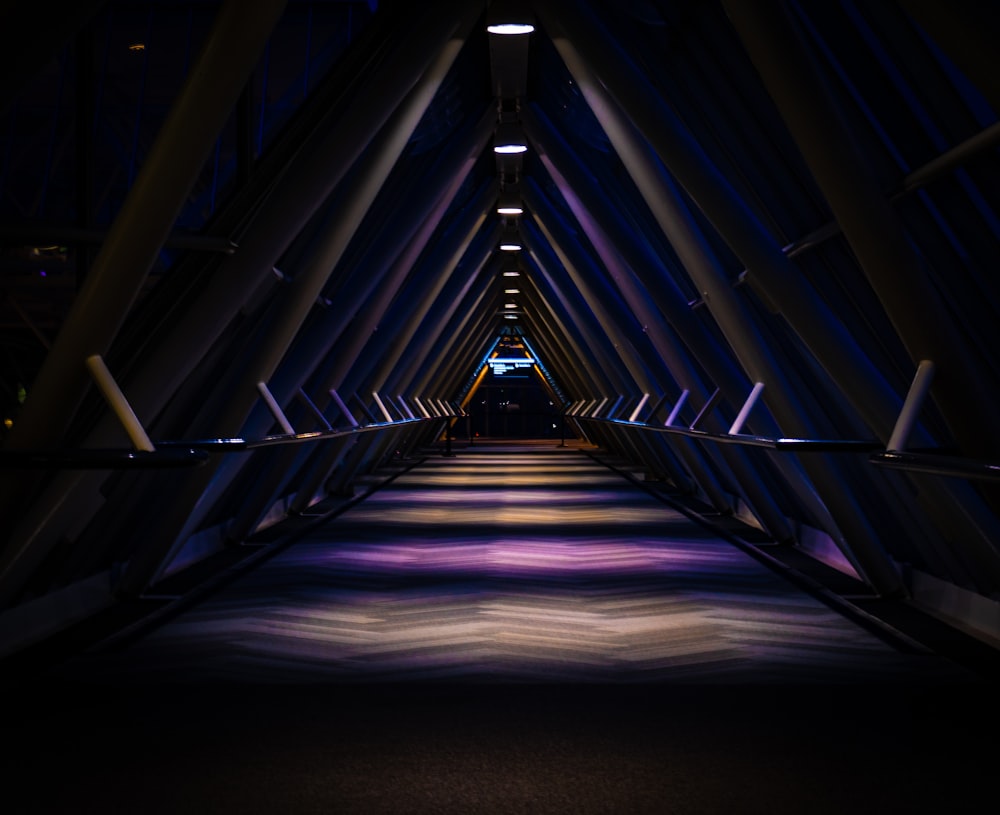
[2,0,1000,671]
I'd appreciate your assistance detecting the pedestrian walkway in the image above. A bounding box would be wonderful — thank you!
[55,445,976,686]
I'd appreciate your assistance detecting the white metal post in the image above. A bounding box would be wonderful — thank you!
[372,392,395,423]
[328,388,360,428]
[628,393,651,423]
[665,389,690,427]
[256,382,296,435]
[85,355,155,452]
[728,382,766,435]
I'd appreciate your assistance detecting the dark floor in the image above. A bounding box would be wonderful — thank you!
[7,680,998,814]
[4,443,998,813]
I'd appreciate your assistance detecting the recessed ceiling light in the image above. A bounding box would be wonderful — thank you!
[494,121,527,154]
[487,23,534,35]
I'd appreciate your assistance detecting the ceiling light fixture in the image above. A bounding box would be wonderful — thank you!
[488,22,534,35]
[486,1,535,35]
[494,120,527,154]
[497,187,523,215]
[501,257,522,276]
[500,222,522,251]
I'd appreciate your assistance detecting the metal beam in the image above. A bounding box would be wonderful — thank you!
[115,7,477,596]
[724,0,1000,461]
[0,0,289,603]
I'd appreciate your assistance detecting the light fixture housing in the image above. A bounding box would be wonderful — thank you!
[499,222,522,251]
[501,257,522,276]
[488,22,534,35]
[487,0,535,34]
[494,120,527,154]
[496,187,523,215]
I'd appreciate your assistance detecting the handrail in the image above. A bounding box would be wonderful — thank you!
[155,416,445,451]
[0,448,209,469]
[583,414,1000,478]
[579,415,882,452]
[870,450,1000,481]
[0,415,454,469]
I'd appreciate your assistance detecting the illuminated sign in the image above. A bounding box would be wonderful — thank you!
[488,356,535,375]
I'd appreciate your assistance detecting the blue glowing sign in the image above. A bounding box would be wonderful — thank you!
[489,356,535,375]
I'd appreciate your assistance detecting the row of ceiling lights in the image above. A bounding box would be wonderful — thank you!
[488,4,534,321]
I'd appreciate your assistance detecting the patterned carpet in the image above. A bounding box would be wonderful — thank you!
[58,446,977,685]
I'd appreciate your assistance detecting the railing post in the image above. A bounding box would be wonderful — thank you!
[372,391,394,423]
[396,396,416,420]
[328,388,360,428]
[665,389,690,427]
[85,355,155,452]
[728,382,765,435]
[297,388,332,431]
[689,388,723,431]
[256,382,295,435]
[888,361,935,452]
[628,393,651,423]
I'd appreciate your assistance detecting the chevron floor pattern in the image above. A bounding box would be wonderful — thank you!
[58,448,977,686]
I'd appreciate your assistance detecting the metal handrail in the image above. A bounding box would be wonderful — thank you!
[578,415,882,452]
[0,448,210,469]
[581,416,1000,479]
[0,416,453,469]
[156,417,436,451]
[870,450,1000,481]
